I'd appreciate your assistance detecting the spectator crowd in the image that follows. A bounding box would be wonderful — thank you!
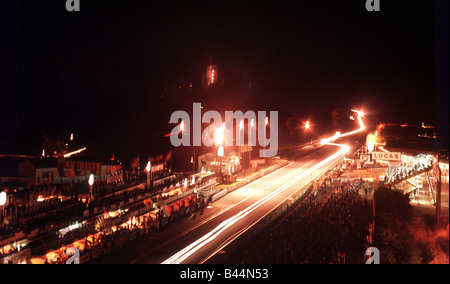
[385,154,434,184]
[237,179,374,264]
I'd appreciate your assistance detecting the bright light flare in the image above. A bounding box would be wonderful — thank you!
[88,174,94,186]
[214,123,225,146]
[218,146,224,157]
[366,133,377,153]
[351,109,365,118]
[305,121,310,130]
[0,191,6,206]
[180,121,185,132]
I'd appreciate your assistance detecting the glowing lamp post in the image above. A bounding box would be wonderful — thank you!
[88,174,94,202]
[0,191,6,222]
[305,121,312,144]
[305,121,310,130]
[0,192,6,206]
[146,161,151,188]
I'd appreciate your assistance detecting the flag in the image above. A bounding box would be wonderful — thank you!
[164,150,172,165]
[150,154,164,162]
[130,155,139,175]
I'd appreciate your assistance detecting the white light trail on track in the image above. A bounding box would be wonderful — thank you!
[162,110,366,264]
[321,110,365,145]
[162,145,349,264]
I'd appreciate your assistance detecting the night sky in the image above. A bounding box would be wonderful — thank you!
[1,0,448,159]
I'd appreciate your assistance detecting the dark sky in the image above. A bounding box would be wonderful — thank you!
[1,0,448,158]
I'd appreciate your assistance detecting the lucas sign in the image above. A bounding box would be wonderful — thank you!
[372,152,401,161]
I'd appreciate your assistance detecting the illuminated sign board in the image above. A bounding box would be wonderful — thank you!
[372,152,401,161]
[360,155,370,161]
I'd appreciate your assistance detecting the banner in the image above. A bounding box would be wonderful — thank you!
[151,164,164,173]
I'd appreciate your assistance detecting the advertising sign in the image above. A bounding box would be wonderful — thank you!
[372,152,401,161]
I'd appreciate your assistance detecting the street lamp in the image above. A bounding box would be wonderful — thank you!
[305,121,312,144]
[88,174,94,202]
[0,191,6,223]
[146,161,151,188]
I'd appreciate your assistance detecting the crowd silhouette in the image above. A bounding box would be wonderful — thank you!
[237,180,374,264]
[385,154,433,184]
